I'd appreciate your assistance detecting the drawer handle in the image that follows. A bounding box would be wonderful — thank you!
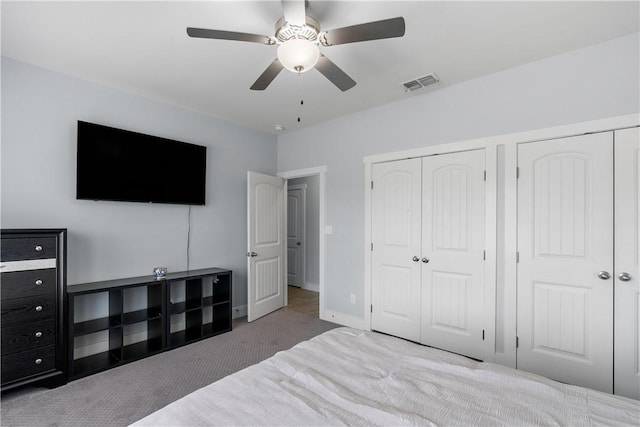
[35,331,43,338]
[35,245,43,252]
[35,305,43,312]
[35,358,42,365]
[35,279,43,286]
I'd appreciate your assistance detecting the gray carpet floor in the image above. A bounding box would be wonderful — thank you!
[1,308,338,427]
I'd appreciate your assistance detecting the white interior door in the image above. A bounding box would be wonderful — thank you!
[371,158,422,342]
[614,127,640,399]
[420,150,486,359]
[287,187,305,287]
[517,132,614,393]
[247,171,285,322]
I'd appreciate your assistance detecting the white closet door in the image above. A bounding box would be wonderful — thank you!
[371,158,422,342]
[517,133,613,393]
[420,150,486,359]
[614,127,640,399]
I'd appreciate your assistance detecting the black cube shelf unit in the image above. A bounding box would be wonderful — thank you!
[67,268,231,380]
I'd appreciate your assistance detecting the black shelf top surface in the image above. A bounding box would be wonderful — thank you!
[74,315,122,336]
[122,338,163,360]
[122,308,163,325]
[169,301,186,315]
[71,350,121,378]
[203,296,231,306]
[68,268,231,294]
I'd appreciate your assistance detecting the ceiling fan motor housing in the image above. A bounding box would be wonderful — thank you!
[275,16,321,43]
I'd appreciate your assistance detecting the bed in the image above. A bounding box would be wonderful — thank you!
[132,327,639,426]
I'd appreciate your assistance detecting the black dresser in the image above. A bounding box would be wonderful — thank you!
[1,229,67,390]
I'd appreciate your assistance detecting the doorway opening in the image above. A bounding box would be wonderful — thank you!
[279,166,327,320]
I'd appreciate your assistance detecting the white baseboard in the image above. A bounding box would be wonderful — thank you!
[301,282,319,292]
[321,309,365,330]
[232,304,247,319]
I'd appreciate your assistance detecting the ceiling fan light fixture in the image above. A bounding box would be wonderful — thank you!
[277,39,319,73]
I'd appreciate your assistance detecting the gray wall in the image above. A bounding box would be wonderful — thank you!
[1,57,277,310]
[277,33,640,318]
[288,175,319,288]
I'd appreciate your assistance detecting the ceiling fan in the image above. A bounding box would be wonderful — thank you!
[186,0,405,92]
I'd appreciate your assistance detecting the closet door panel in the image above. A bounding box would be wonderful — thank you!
[517,132,613,393]
[371,159,422,342]
[614,127,640,399]
[420,150,486,359]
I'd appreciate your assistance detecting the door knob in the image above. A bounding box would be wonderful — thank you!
[246,251,258,257]
[618,272,632,282]
[412,256,419,262]
[422,257,429,263]
[296,242,301,246]
[597,271,611,280]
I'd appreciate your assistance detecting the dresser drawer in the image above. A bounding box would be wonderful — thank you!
[1,236,57,262]
[1,345,56,383]
[2,320,56,356]
[1,293,56,327]
[0,269,57,299]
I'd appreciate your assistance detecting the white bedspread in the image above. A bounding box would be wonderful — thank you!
[132,327,639,426]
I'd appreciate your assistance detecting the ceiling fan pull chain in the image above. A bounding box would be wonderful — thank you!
[297,72,304,123]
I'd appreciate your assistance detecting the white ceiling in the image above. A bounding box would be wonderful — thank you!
[2,1,638,134]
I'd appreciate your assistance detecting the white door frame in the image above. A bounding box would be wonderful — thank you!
[287,183,307,287]
[278,166,327,320]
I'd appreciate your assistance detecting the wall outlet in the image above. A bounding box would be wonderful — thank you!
[350,294,356,304]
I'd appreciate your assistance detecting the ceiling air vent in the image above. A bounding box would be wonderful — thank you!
[401,73,441,93]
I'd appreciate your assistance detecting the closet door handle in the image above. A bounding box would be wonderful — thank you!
[618,272,632,282]
[412,256,419,262]
[422,257,429,263]
[597,271,610,280]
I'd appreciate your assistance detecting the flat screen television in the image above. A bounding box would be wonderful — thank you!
[76,121,206,205]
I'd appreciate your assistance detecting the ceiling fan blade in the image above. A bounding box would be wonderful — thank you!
[281,0,306,26]
[250,59,284,91]
[187,27,273,45]
[321,17,405,46]
[315,55,356,92]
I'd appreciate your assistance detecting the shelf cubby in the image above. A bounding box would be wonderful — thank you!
[185,278,202,310]
[186,309,203,339]
[70,326,123,379]
[123,317,163,361]
[213,275,231,304]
